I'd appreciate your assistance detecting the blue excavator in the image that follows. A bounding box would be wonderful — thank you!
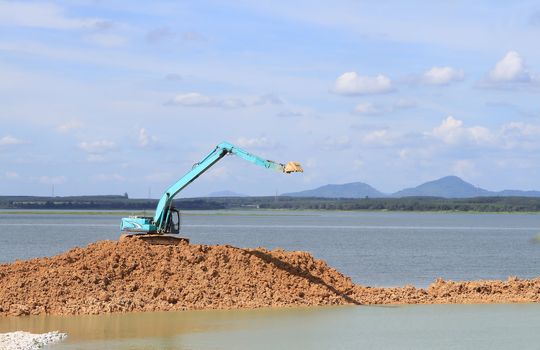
[120,141,303,244]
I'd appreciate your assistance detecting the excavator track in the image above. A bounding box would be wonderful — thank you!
[120,234,189,246]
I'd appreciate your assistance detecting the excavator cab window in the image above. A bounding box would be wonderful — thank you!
[169,208,181,234]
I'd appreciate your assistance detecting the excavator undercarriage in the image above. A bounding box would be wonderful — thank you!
[119,233,189,245]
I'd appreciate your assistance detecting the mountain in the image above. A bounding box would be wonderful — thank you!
[393,176,490,198]
[283,182,386,198]
[282,176,540,199]
[207,190,247,197]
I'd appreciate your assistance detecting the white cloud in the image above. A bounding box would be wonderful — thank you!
[255,94,283,105]
[397,147,434,163]
[146,28,207,44]
[393,99,417,109]
[93,20,115,31]
[334,71,393,95]
[168,92,214,107]
[431,116,494,145]
[354,99,416,116]
[398,149,411,160]
[354,102,381,115]
[0,135,24,146]
[38,175,66,185]
[85,33,127,48]
[322,135,351,150]
[422,66,464,85]
[362,129,397,146]
[501,122,540,136]
[78,140,116,154]
[167,92,245,108]
[56,120,83,133]
[220,98,246,109]
[452,160,479,178]
[86,154,106,163]
[500,122,540,150]
[182,31,207,42]
[137,128,159,148]
[277,110,303,118]
[236,137,274,149]
[0,2,102,30]
[146,27,175,43]
[4,171,19,180]
[165,73,182,81]
[488,51,531,82]
[167,92,280,109]
[430,116,540,151]
[94,173,125,182]
[352,159,364,170]
[530,11,540,26]
[467,126,493,144]
[138,128,149,147]
[432,116,463,144]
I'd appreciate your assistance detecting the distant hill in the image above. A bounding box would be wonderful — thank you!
[284,176,540,199]
[283,182,386,198]
[207,190,247,197]
[393,176,489,198]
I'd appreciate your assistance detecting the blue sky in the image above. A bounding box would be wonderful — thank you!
[1,0,540,197]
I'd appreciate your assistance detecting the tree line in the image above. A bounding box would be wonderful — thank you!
[1,195,540,212]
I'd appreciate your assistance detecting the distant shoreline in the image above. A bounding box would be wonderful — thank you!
[1,195,540,213]
[1,208,540,215]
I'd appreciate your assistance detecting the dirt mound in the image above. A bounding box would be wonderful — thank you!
[1,240,539,316]
[425,277,540,303]
[0,240,357,316]
[351,277,540,305]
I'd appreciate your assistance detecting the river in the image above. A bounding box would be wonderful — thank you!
[1,210,540,349]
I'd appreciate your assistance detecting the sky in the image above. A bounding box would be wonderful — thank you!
[1,0,540,198]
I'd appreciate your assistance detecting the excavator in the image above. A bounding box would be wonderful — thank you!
[120,141,303,244]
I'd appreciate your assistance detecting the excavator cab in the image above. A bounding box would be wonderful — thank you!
[164,208,181,234]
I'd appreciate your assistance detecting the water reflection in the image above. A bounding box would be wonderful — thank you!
[0,307,334,349]
[2,305,540,350]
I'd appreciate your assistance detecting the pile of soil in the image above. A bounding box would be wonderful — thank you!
[352,277,540,305]
[0,239,357,316]
[1,239,539,316]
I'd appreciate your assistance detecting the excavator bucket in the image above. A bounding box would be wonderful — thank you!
[284,162,303,173]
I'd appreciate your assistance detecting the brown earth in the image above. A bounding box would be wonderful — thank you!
[1,239,539,316]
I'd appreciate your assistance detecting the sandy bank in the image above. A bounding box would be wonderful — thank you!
[0,239,538,316]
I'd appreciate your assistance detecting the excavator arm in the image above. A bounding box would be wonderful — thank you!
[120,141,302,235]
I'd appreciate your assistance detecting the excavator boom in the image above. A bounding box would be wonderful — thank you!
[120,141,302,237]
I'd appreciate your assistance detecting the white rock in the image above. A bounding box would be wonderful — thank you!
[0,331,67,350]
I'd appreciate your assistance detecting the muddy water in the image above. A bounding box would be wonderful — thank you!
[1,210,540,287]
[1,304,540,349]
[2,211,540,349]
